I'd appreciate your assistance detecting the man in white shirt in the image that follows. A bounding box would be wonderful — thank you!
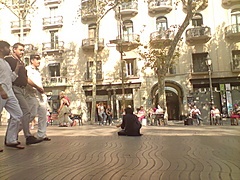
[25,54,51,141]
[0,40,24,150]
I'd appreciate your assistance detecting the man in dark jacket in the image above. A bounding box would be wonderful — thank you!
[117,107,142,136]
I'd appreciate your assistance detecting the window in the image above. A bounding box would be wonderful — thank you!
[192,13,203,27]
[168,66,176,74]
[232,50,240,71]
[123,20,133,41]
[49,6,58,23]
[88,24,96,38]
[86,61,102,80]
[124,58,137,77]
[50,6,58,17]
[192,53,208,73]
[231,9,240,33]
[48,63,60,77]
[156,16,167,31]
[50,30,59,49]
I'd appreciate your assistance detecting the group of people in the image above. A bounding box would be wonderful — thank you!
[96,103,113,126]
[0,41,51,152]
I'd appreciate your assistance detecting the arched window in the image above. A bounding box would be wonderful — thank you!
[192,13,203,27]
[156,16,167,31]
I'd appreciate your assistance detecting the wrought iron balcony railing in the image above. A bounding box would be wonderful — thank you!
[11,20,31,32]
[43,16,63,29]
[186,26,211,44]
[225,24,240,39]
[42,76,70,87]
[44,0,62,5]
[148,0,173,13]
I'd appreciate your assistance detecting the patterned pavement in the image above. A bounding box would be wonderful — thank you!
[0,122,240,180]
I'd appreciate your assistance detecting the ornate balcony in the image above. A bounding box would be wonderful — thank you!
[183,0,208,10]
[43,16,63,30]
[186,26,211,45]
[42,76,71,87]
[82,38,104,51]
[222,0,240,6]
[150,30,174,47]
[81,7,97,21]
[115,1,138,17]
[148,0,173,14]
[113,34,140,51]
[225,24,240,41]
[11,20,31,33]
[24,44,38,54]
[44,0,62,5]
[42,41,64,56]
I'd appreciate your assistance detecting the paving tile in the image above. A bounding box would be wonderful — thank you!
[0,124,239,180]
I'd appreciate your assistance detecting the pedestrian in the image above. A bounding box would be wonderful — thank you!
[25,54,51,141]
[58,91,71,127]
[116,107,142,136]
[5,42,42,145]
[106,104,113,125]
[0,40,24,149]
[98,102,106,125]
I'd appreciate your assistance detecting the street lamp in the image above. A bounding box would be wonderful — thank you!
[205,54,214,125]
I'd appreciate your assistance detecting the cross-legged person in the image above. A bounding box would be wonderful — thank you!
[25,54,51,141]
[5,43,43,145]
[0,40,24,149]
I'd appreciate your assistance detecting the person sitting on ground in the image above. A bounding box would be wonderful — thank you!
[116,107,142,136]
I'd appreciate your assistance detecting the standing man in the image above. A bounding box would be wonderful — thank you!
[5,43,42,145]
[25,54,51,141]
[0,40,24,149]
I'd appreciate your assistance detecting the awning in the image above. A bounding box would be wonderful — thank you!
[190,77,240,86]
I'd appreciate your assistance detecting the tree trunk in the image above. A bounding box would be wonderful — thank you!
[90,1,100,124]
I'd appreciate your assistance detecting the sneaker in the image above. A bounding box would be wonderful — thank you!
[26,136,42,145]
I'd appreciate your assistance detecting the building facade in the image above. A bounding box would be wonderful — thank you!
[0,0,240,122]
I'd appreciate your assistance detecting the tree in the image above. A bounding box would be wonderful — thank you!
[0,0,36,42]
[139,0,206,122]
[80,0,122,124]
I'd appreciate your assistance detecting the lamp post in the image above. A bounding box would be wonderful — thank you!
[206,54,214,125]
[118,6,126,109]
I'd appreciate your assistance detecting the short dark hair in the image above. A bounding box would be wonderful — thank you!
[125,107,133,114]
[0,40,10,49]
[30,54,41,60]
[12,42,25,49]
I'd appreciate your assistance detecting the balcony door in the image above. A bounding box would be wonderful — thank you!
[50,6,58,24]
[192,13,203,27]
[88,24,96,39]
[50,30,59,49]
[123,20,133,42]
[156,16,167,31]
